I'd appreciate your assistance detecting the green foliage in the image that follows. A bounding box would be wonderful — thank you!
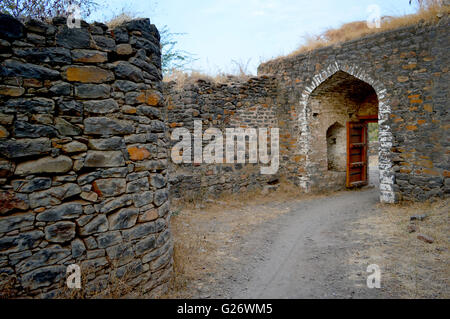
[368,122,379,142]
[160,25,197,75]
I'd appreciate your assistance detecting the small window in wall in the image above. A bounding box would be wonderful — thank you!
[326,122,346,171]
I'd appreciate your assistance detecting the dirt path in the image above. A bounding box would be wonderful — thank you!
[207,170,382,298]
[168,167,448,299]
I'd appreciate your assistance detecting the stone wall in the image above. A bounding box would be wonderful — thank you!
[0,15,172,297]
[164,76,281,199]
[258,16,449,202]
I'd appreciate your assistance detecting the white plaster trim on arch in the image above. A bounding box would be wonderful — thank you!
[297,62,396,203]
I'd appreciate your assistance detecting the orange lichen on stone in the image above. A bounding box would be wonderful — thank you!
[136,90,163,106]
[423,104,433,112]
[64,66,114,83]
[128,146,151,161]
[406,125,418,131]
[417,119,426,125]
[422,168,439,176]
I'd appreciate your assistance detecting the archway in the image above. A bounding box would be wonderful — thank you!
[298,65,396,203]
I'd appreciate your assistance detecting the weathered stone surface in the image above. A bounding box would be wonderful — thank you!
[127,146,151,161]
[45,221,76,243]
[15,156,72,175]
[84,117,134,135]
[88,137,125,151]
[108,207,139,230]
[55,117,82,136]
[129,57,160,80]
[0,230,43,252]
[92,178,126,197]
[0,85,25,97]
[150,174,166,189]
[71,238,86,258]
[96,231,122,248]
[135,235,156,255]
[0,213,34,233]
[14,47,71,64]
[0,13,25,40]
[37,203,82,222]
[84,151,125,168]
[133,191,154,208]
[61,141,87,153]
[138,209,158,223]
[29,183,81,208]
[116,43,133,55]
[57,99,83,114]
[114,61,144,82]
[84,99,119,114]
[16,246,71,274]
[112,80,139,92]
[4,97,55,114]
[23,18,49,34]
[49,81,71,95]
[122,219,165,241]
[75,84,110,99]
[129,36,160,56]
[126,178,150,195]
[137,105,161,118]
[93,35,116,51]
[142,238,170,264]
[99,194,132,213]
[63,66,114,83]
[0,191,29,214]
[21,265,66,290]
[0,59,60,80]
[55,26,91,49]
[0,137,51,158]
[150,249,172,271]
[12,177,51,193]
[112,27,128,43]
[154,189,168,206]
[79,214,108,236]
[14,121,58,138]
[106,243,134,263]
[72,49,107,63]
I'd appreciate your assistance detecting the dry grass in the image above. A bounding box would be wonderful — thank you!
[105,12,136,29]
[56,262,147,299]
[164,69,251,90]
[164,180,331,298]
[273,0,449,60]
[349,198,449,298]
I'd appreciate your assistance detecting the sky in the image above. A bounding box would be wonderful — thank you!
[88,0,418,75]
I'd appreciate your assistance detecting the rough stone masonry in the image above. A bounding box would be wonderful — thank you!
[0,11,449,298]
[0,15,172,297]
[166,15,449,204]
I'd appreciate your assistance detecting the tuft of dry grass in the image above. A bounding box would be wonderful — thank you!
[105,12,136,29]
[164,69,251,90]
[349,198,449,298]
[272,0,449,61]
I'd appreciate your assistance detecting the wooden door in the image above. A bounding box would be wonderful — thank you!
[346,121,368,188]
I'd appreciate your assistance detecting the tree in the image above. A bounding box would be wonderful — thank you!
[159,25,196,74]
[0,0,98,20]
